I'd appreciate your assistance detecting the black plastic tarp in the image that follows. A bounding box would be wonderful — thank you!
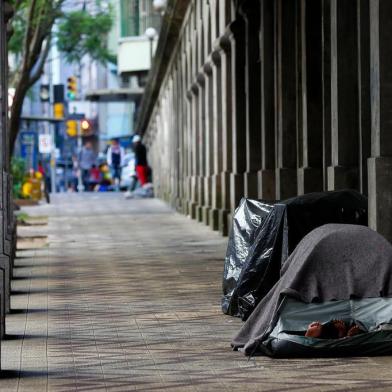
[222,199,273,316]
[222,190,368,320]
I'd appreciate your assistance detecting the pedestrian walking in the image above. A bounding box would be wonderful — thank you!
[37,160,50,203]
[132,135,149,186]
[106,138,125,191]
[79,141,97,191]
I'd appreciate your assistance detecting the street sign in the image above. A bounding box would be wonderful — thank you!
[38,134,53,154]
[68,113,85,120]
[20,131,37,170]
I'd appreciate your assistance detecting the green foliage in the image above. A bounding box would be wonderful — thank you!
[8,11,25,55]
[11,157,26,198]
[56,7,114,65]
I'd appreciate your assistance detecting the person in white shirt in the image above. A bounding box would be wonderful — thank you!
[106,138,124,190]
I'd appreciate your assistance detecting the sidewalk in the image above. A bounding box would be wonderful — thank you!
[2,194,392,391]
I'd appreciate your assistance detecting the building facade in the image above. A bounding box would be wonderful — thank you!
[136,0,392,242]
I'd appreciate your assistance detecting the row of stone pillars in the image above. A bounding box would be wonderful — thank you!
[141,0,392,243]
[0,0,17,351]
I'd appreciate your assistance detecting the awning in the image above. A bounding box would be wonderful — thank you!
[84,88,144,102]
[20,115,65,122]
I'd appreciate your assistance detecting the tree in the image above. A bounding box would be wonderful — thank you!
[7,0,113,156]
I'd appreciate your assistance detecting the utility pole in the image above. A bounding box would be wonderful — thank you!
[48,49,57,194]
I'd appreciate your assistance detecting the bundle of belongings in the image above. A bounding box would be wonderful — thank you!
[231,224,392,357]
[222,190,368,320]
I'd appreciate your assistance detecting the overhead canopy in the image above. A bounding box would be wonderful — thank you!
[85,88,144,102]
[20,115,65,123]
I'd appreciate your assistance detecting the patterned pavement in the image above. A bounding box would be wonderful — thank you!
[1,193,392,391]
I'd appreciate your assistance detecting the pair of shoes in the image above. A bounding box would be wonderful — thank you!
[305,320,365,339]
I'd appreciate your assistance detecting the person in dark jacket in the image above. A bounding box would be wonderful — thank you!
[132,135,149,185]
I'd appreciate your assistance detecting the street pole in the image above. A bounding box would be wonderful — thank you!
[149,38,153,66]
[48,48,57,194]
[77,122,84,192]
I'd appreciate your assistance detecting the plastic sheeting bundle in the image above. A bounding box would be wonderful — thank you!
[222,190,368,320]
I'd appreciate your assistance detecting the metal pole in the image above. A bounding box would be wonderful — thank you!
[48,48,57,193]
[77,122,84,192]
[149,38,153,66]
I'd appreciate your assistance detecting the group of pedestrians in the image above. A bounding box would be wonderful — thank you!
[76,136,149,192]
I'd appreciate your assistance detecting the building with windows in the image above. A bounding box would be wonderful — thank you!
[118,0,161,81]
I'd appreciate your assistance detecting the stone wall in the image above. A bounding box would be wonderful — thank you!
[0,1,15,340]
[137,0,392,242]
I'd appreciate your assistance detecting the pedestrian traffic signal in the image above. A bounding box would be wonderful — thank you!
[39,84,50,102]
[80,119,92,136]
[66,120,78,137]
[67,76,77,101]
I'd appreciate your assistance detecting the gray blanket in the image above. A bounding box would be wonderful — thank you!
[231,224,392,355]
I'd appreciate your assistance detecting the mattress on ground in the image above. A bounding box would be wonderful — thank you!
[260,297,392,358]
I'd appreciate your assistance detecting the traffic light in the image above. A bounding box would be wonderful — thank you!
[53,103,64,119]
[66,120,78,137]
[81,119,91,135]
[39,84,50,102]
[66,76,77,101]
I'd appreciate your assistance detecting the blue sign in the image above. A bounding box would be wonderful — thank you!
[19,131,37,170]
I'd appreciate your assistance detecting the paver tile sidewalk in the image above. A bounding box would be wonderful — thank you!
[1,194,392,391]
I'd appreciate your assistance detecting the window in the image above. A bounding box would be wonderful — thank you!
[120,0,161,38]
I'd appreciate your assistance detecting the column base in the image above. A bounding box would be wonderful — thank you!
[211,174,222,210]
[196,176,204,222]
[275,168,297,200]
[204,176,212,210]
[0,256,10,315]
[195,206,203,222]
[188,201,198,220]
[202,206,211,225]
[257,169,275,201]
[0,268,4,338]
[327,165,359,191]
[368,156,392,243]
[219,209,230,236]
[297,167,323,195]
[209,208,219,231]
[244,172,258,199]
[220,171,231,212]
[230,173,244,210]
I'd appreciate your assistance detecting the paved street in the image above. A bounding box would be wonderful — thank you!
[2,194,392,391]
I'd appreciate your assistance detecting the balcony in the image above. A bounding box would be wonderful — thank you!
[118,36,157,75]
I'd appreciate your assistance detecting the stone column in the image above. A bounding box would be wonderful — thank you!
[202,62,213,225]
[258,0,276,200]
[209,49,222,230]
[0,0,9,338]
[297,0,324,195]
[185,38,193,217]
[357,0,371,195]
[240,0,262,199]
[229,15,247,212]
[196,71,206,222]
[275,0,298,200]
[201,1,214,225]
[368,0,392,242]
[218,35,232,235]
[195,3,205,222]
[322,0,331,191]
[327,0,359,191]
